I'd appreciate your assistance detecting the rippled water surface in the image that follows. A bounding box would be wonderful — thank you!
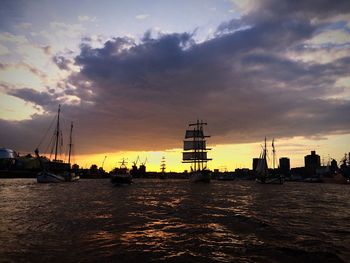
[1,179,349,262]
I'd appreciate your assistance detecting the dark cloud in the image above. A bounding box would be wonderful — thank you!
[8,88,57,108]
[1,0,350,154]
[242,0,350,24]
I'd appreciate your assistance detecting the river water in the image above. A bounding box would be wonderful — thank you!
[0,179,349,262]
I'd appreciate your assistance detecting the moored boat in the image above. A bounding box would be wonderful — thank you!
[110,159,132,185]
[255,138,284,184]
[37,171,65,183]
[35,105,79,183]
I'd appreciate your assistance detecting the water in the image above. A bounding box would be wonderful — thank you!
[0,179,349,262]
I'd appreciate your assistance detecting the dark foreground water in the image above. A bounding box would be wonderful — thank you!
[0,179,349,263]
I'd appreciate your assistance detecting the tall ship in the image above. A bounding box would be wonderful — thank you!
[36,105,79,183]
[182,120,212,183]
[255,138,284,184]
[160,156,166,179]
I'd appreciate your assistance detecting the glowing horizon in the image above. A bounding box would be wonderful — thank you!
[60,134,350,173]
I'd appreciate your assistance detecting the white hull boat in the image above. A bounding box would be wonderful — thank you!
[37,171,65,183]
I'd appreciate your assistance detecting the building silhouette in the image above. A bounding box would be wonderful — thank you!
[330,159,338,173]
[279,157,290,175]
[304,151,321,177]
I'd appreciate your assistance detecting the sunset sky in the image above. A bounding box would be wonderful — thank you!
[0,0,349,172]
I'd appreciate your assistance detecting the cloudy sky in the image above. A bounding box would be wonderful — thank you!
[0,0,350,171]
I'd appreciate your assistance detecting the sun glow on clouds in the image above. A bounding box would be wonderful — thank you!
[308,29,350,45]
[286,48,350,64]
[0,23,86,120]
[228,0,255,16]
[0,94,40,120]
[334,77,350,99]
[0,65,43,90]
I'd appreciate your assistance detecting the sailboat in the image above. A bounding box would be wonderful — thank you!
[182,120,212,183]
[110,158,132,185]
[255,138,284,184]
[36,105,79,183]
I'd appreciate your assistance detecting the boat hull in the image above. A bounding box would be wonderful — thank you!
[37,171,79,183]
[64,173,80,182]
[256,175,284,184]
[190,171,211,183]
[110,174,132,185]
[37,172,65,183]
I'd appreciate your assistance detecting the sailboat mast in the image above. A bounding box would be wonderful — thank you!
[54,104,61,161]
[196,119,199,171]
[68,122,73,165]
[161,156,166,172]
[272,138,275,170]
[264,137,267,176]
[193,121,197,171]
[199,119,203,171]
[183,119,211,171]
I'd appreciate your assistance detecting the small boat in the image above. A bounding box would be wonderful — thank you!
[182,120,212,183]
[255,138,284,184]
[36,105,79,183]
[110,159,132,185]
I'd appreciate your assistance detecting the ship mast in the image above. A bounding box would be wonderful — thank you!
[161,156,166,173]
[190,120,205,171]
[272,138,275,170]
[54,104,61,162]
[264,137,267,176]
[68,122,73,165]
[183,119,211,171]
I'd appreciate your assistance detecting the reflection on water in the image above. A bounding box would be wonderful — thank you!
[0,179,349,262]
